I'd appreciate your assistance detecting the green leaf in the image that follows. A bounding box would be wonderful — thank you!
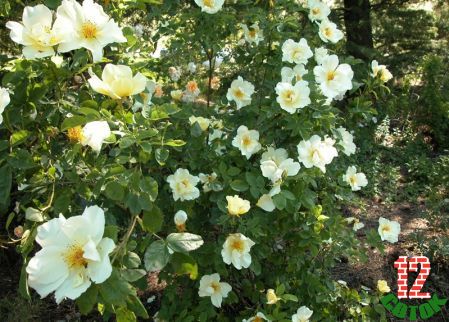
[76,286,98,315]
[164,139,186,147]
[77,107,101,119]
[155,148,169,166]
[61,115,87,131]
[104,181,125,201]
[139,177,158,201]
[144,240,171,272]
[273,193,287,210]
[167,233,204,253]
[10,130,30,147]
[230,179,249,192]
[126,295,149,319]
[122,269,146,282]
[142,206,163,233]
[0,165,12,205]
[124,252,141,269]
[116,307,136,322]
[171,253,198,280]
[8,150,35,169]
[99,271,134,306]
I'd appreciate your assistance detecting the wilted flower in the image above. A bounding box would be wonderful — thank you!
[174,210,188,231]
[343,166,368,191]
[266,289,280,304]
[241,22,264,45]
[154,84,164,98]
[168,66,182,82]
[6,5,63,59]
[189,116,210,131]
[88,64,147,99]
[378,217,401,243]
[183,80,201,102]
[308,0,330,22]
[80,121,111,152]
[226,195,250,216]
[371,60,393,83]
[198,273,231,308]
[318,19,344,43]
[292,306,313,322]
[167,168,200,201]
[377,280,391,294]
[210,76,221,90]
[0,87,11,125]
[281,38,313,65]
[221,233,255,269]
[313,54,353,99]
[26,206,115,303]
[14,225,24,238]
[54,0,126,62]
[275,81,311,114]
[226,76,255,109]
[297,135,338,173]
[281,65,308,84]
[336,127,356,156]
[232,125,261,159]
[187,62,197,74]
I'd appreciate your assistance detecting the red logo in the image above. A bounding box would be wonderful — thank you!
[394,256,431,299]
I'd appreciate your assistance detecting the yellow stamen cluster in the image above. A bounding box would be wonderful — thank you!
[67,126,83,143]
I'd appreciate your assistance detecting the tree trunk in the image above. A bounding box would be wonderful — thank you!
[343,0,374,60]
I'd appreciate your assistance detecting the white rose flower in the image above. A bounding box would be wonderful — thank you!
[189,116,210,131]
[275,81,311,114]
[194,0,225,14]
[256,194,275,212]
[0,87,11,125]
[226,76,255,110]
[371,60,393,83]
[266,289,280,304]
[314,46,328,64]
[261,147,288,164]
[281,64,308,84]
[318,19,344,43]
[6,5,63,59]
[226,195,251,217]
[187,62,197,74]
[292,306,313,322]
[198,273,232,308]
[353,221,365,231]
[182,80,201,103]
[198,172,219,192]
[26,205,115,303]
[80,121,111,152]
[54,0,127,62]
[88,64,147,99]
[243,312,270,322]
[241,22,264,45]
[308,0,331,22]
[171,89,183,101]
[166,168,200,201]
[232,125,261,159]
[343,166,368,191]
[221,233,255,270]
[336,127,356,156]
[297,135,338,173]
[313,54,353,99]
[378,217,401,243]
[260,147,300,184]
[282,38,313,65]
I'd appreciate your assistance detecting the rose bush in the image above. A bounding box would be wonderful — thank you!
[0,0,399,321]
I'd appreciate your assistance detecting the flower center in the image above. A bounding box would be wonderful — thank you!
[231,239,244,252]
[204,0,214,8]
[292,48,302,59]
[382,225,391,233]
[234,88,245,99]
[349,176,356,185]
[283,90,295,102]
[67,126,83,143]
[211,281,221,292]
[326,71,336,81]
[242,135,252,147]
[186,81,198,93]
[312,8,320,15]
[249,29,257,38]
[324,27,332,37]
[254,317,263,322]
[81,21,98,39]
[64,245,88,268]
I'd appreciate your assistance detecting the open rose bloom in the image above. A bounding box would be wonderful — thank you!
[26,206,115,303]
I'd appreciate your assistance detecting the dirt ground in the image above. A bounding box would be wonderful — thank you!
[334,199,449,321]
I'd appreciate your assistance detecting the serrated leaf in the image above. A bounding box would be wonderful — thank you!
[167,233,204,253]
[144,240,170,272]
[142,206,163,233]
